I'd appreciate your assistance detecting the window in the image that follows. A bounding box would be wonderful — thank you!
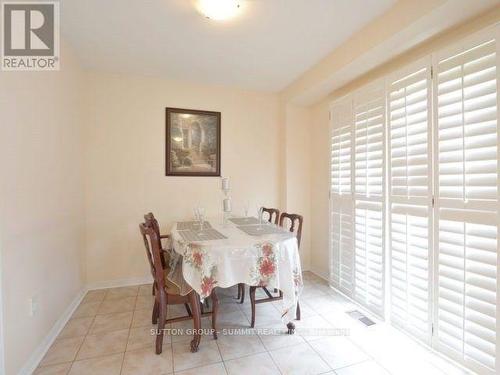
[387,58,432,343]
[352,81,386,317]
[434,35,497,374]
[329,26,498,375]
[330,98,354,296]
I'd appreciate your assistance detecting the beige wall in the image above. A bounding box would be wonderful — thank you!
[308,101,330,279]
[283,104,311,270]
[305,7,500,280]
[84,72,283,284]
[0,43,87,374]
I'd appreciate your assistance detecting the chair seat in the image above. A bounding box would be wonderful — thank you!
[164,269,181,295]
[163,266,194,296]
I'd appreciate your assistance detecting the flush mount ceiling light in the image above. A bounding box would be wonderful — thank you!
[197,0,241,21]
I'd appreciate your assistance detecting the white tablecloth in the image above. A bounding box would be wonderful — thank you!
[168,219,303,322]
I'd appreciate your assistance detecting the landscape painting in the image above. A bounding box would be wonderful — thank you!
[165,107,221,176]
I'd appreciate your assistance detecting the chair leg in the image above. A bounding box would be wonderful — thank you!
[188,291,202,353]
[152,297,159,324]
[155,291,167,354]
[249,286,256,328]
[239,283,245,304]
[184,303,192,317]
[296,301,301,320]
[237,284,241,300]
[211,290,219,339]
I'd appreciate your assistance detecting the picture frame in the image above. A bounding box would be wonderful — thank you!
[165,107,221,176]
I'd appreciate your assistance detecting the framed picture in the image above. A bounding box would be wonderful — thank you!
[165,107,221,176]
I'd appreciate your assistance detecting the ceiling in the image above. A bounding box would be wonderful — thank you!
[61,0,396,92]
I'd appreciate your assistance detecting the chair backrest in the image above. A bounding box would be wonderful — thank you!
[139,221,165,294]
[279,212,303,249]
[262,207,280,225]
[144,212,162,248]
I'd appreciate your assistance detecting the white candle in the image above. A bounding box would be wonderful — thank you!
[221,177,230,191]
[223,198,232,212]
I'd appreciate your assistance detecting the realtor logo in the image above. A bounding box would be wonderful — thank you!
[1,1,60,70]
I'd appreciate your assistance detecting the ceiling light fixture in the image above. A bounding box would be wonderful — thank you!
[197,0,241,21]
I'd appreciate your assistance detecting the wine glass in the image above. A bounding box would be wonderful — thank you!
[243,201,250,217]
[257,206,264,225]
[197,207,206,231]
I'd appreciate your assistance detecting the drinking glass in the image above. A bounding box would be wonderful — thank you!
[243,201,250,217]
[258,206,264,225]
[198,207,206,231]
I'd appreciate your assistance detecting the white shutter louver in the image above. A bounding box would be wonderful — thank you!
[434,35,498,374]
[330,100,354,296]
[353,81,386,317]
[388,60,432,343]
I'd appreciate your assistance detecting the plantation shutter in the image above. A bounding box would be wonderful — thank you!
[434,34,498,374]
[353,81,386,317]
[387,59,433,343]
[330,99,354,296]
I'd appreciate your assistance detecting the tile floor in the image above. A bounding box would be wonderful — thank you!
[34,272,470,375]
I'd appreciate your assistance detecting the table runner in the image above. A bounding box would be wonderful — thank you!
[169,220,303,322]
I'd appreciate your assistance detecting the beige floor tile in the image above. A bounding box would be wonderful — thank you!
[269,343,331,375]
[217,309,250,329]
[127,325,171,352]
[68,353,124,375]
[58,317,94,339]
[98,296,136,314]
[33,362,72,375]
[174,362,227,375]
[224,352,280,375]
[309,336,369,369]
[71,301,101,319]
[121,346,173,375]
[132,308,154,328]
[105,286,139,300]
[81,290,107,304]
[89,311,133,334]
[136,294,155,310]
[138,284,154,295]
[302,295,344,315]
[170,317,214,343]
[172,340,221,372]
[295,314,334,342]
[39,337,85,367]
[167,303,191,319]
[216,331,265,360]
[76,329,129,360]
[335,360,389,375]
[258,324,305,351]
[243,305,282,327]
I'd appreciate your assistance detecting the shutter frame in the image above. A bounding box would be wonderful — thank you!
[432,27,498,375]
[352,79,386,318]
[387,57,433,344]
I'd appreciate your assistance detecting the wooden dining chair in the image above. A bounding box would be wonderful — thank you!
[140,221,218,354]
[248,212,303,327]
[237,206,281,304]
[262,207,280,225]
[144,213,195,314]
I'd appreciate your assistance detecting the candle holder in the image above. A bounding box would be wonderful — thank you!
[220,177,231,226]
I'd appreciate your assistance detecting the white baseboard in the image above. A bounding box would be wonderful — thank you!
[20,275,154,374]
[18,289,86,375]
[308,268,329,282]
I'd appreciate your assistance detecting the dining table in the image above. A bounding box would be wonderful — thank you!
[166,216,303,341]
